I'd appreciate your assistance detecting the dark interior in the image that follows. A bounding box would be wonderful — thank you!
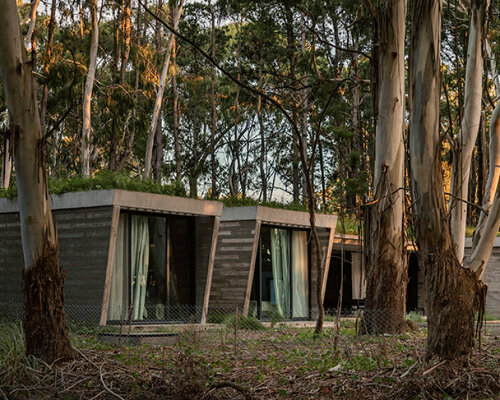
[406,252,419,312]
[323,250,354,315]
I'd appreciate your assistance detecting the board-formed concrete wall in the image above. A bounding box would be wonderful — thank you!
[209,213,334,320]
[209,220,259,311]
[0,207,114,307]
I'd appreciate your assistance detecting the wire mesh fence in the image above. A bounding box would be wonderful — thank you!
[0,301,426,332]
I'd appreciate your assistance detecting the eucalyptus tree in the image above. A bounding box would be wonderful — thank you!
[449,0,491,262]
[408,0,499,358]
[81,0,99,176]
[363,0,406,334]
[144,0,184,179]
[0,0,73,362]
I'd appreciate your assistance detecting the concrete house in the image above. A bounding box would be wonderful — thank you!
[324,234,500,317]
[0,190,223,325]
[208,206,337,320]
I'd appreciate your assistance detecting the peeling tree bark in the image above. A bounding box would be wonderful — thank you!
[0,0,73,363]
[363,0,406,334]
[409,0,481,359]
[81,0,99,176]
[144,0,183,179]
[450,0,490,262]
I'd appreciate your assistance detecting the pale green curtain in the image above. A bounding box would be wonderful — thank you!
[130,215,150,320]
[292,231,308,318]
[270,229,290,317]
[351,252,366,299]
[108,215,127,320]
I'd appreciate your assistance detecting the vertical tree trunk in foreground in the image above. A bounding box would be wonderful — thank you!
[363,0,406,334]
[449,0,490,262]
[0,0,73,363]
[81,0,99,176]
[409,0,480,359]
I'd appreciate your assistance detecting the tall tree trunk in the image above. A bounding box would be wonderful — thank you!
[409,0,480,359]
[81,0,99,176]
[473,43,500,252]
[209,0,217,197]
[257,49,267,202]
[470,102,500,277]
[109,3,122,172]
[144,0,184,179]
[171,34,181,181]
[0,0,73,362]
[363,0,406,334]
[153,111,163,180]
[119,0,131,83]
[24,0,40,49]
[300,15,309,202]
[284,3,300,203]
[39,0,56,135]
[449,0,490,262]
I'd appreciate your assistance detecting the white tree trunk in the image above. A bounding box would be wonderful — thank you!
[470,102,500,278]
[0,0,73,362]
[0,1,54,264]
[24,0,40,49]
[473,41,500,251]
[144,0,184,179]
[449,1,489,262]
[409,0,481,359]
[363,0,406,333]
[470,184,500,279]
[81,0,99,176]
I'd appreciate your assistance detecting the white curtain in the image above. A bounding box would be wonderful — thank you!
[292,231,308,318]
[108,214,127,320]
[351,252,366,299]
[270,229,290,317]
[130,215,150,320]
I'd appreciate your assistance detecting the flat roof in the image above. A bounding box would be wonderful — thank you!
[0,189,223,217]
[221,205,337,229]
[332,235,500,250]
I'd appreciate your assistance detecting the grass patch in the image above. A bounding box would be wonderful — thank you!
[221,195,308,212]
[406,311,426,324]
[0,170,187,200]
[223,315,267,331]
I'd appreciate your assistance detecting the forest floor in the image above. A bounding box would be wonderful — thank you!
[0,320,499,399]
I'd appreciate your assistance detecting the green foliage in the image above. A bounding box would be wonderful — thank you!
[221,196,308,212]
[406,311,426,324]
[336,216,361,235]
[0,171,187,199]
